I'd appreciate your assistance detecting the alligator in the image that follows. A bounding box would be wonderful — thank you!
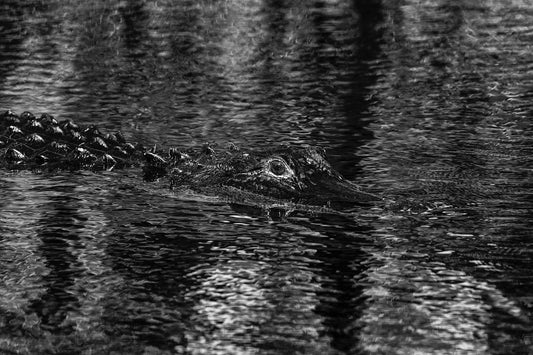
[0,110,381,210]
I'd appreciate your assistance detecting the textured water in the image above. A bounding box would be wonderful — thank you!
[1,1,532,354]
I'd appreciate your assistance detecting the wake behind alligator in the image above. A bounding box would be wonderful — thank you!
[0,110,381,210]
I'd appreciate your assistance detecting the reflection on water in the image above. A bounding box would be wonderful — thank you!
[1,0,533,354]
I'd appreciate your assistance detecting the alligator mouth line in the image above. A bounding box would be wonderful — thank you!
[196,185,342,214]
[313,177,383,206]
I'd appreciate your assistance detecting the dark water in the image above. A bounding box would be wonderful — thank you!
[1,1,532,354]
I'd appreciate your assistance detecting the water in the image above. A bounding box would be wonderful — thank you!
[1,1,532,354]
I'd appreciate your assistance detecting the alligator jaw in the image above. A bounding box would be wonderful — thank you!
[309,176,382,208]
[197,177,381,213]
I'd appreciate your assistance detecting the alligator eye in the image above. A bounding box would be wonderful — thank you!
[268,159,287,176]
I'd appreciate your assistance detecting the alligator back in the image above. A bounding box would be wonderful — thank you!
[0,110,144,171]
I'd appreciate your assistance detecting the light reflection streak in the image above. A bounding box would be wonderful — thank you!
[183,239,334,354]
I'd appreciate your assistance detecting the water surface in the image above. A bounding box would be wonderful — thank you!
[1,1,532,354]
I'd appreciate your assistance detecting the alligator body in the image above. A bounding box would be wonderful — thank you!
[0,110,380,209]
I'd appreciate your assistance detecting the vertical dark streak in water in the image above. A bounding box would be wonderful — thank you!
[255,0,289,127]
[120,0,150,58]
[0,1,28,88]
[0,0,60,71]
[103,226,202,351]
[63,1,150,127]
[344,0,384,129]
[306,214,375,353]
[116,0,151,96]
[278,1,386,351]
[315,0,384,178]
[165,1,226,127]
[28,188,83,334]
[0,180,14,235]
[168,3,210,99]
[261,0,288,61]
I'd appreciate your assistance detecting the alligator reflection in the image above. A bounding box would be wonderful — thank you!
[28,188,84,333]
[0,1,26,88]
[102,195,377,354]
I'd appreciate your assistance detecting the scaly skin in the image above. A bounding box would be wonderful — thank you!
[1,110,381,208]
[0,110,144,170]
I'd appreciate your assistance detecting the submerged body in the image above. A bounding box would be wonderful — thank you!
[0,110,380,209]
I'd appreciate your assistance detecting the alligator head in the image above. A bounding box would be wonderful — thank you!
[148,145,381,209]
